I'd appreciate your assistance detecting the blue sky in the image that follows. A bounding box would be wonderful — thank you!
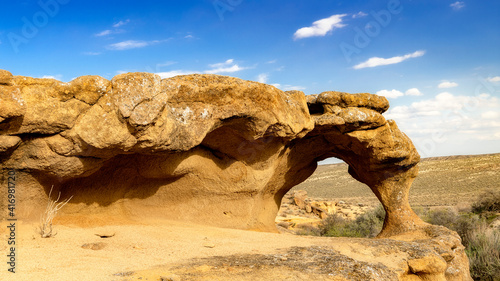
[1,0,499,159]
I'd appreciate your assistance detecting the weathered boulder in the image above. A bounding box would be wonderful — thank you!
[0,70,472,280]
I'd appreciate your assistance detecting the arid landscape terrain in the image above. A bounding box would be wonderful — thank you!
[2,153,498,280]
[290,153,500,209]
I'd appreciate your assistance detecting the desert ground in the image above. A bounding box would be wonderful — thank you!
[291,153,500,209]
[1,153,498,280]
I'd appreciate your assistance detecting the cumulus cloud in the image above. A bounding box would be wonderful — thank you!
[41,75,63,80]
[376,89,404,99]
[376,88,423,99]
[386,92,499,121]
[293,14,347,40]
[450,1,465,10]
[481,111,499,119]
[270,84,305,91]
[353,50,425,69]
[385,92,500,156]
[405,88,423,96]
[487,76,500,83]
[156,70,200,79]
[257,73,268,83]
[153,59,248,78]
[205,59,248,74]
[438,81,458,88]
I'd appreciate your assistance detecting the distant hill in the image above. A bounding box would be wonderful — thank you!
[291,153,500,208]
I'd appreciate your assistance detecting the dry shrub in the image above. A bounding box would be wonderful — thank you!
[465,223,500,281]
[472,189,500,214]
[39,186,73,238]
[320,205,385,238]
[423,207,500,280]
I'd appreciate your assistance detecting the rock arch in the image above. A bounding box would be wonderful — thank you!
[0,70,425,237]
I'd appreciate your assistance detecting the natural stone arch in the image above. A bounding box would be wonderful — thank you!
[0,70,426,237]
[283,92,426,237]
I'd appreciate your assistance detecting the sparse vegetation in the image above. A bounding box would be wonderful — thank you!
[471,189,500,214]
[289,154,500,280]
[319,205,385,238]
[314,195,500,280]
[292,154,500,208]
[39,185,73,238]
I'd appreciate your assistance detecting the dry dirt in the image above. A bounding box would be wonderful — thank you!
[0,219,426,281]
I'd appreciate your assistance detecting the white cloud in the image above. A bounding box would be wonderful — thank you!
[95,30,112,37]
[41,75,63,80]
[353,50,425,69]
[156,70,200,79]
[376,89,404,99]
[376,88,423,99]
[257,73,268,83]
[205,59,248,74]
[405,88,423,96]
[281,85,306,91]
[438,81,458,88]
[487,76,500,83]
[153,59,248,78]
[269,83,305,91]
[352,11,368,18]
[481,111,499,119]
[293,14,347,40]
[384,92,500,157]
[205,65,245,74]
[450,1,465,10]
[184,35,194,39]
[266,59,277,64]
[208,59,234,68]
[113,19,130,28]
[106,39,169,50]
[386,92,500,120]
[95,20,129,37]
[107,40,149,50]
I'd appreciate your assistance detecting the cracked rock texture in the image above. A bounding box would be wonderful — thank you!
[0,70,471,280]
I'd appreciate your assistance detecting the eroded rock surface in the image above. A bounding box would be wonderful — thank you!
[0,70,471,280]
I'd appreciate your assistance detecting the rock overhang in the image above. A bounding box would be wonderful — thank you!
[1,70,419,236]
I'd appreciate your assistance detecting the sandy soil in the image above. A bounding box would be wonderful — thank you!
[3,154,493,280]
[1,218,338,281]
[2,217,450,281]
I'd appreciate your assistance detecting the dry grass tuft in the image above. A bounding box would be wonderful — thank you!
[39,186,73,238]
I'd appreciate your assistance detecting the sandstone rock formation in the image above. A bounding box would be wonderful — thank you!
[0,70,421,234]
[0,70,472,279]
